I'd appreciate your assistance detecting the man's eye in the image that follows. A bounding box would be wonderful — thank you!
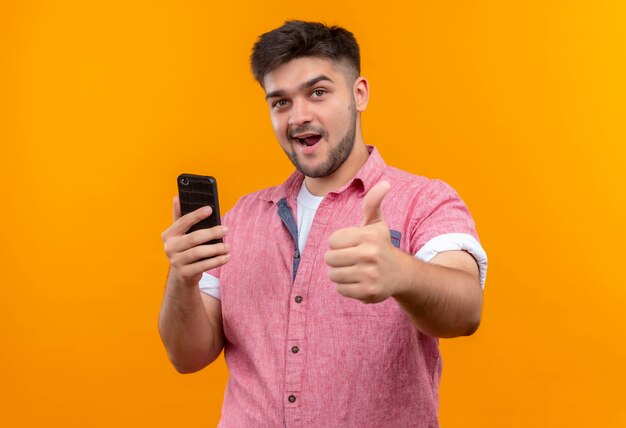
[273,99,288,108]
[311,89,326,98]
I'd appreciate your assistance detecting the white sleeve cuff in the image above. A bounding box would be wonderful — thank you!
[415,233,488,288]
[199,272,221,300]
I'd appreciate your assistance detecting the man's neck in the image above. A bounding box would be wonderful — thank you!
[304,141,370,197]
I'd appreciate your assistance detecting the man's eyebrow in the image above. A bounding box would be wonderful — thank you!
[265,74,334,100]
[300,74,334,90]
[265,89,285,100]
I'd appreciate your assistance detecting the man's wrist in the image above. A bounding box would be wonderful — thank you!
[390,249,423,301]
[166,269,201,294]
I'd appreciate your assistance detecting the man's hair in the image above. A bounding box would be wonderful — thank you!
[250,20,361,87]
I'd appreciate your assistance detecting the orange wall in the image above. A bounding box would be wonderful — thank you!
[1,1,625,426]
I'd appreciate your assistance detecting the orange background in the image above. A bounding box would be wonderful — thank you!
[2,1,625,426]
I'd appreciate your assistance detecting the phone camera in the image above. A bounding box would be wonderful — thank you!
[180,177,189,186]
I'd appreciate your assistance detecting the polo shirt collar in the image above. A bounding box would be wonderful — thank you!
[335,145,386,196]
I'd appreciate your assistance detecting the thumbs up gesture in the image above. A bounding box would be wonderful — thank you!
[324,181,404,304]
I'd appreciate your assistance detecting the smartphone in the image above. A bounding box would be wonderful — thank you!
[177,173,222,245]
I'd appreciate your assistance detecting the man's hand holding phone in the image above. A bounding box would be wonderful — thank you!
[161,196,230,289]
[159,191,228,373]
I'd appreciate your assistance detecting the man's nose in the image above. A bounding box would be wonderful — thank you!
[288,98,313,127]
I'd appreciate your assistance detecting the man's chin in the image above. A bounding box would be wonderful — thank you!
[295,162,325,178]
[295,158,341,178]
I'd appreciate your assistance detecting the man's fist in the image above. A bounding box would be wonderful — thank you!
[324,181,404,304]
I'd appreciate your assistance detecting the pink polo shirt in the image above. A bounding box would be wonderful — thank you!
[207,147,485,427]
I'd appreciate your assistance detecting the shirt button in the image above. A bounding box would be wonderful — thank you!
[288,394,296,403]
[294,250,300,258]
[294,295,303,303]
[291,346,299,354]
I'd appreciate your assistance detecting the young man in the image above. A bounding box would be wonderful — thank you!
[159,21,487,427]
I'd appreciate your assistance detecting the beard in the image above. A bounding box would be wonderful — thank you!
[283,104,357,178]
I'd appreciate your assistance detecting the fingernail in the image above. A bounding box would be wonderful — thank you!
[203,207,211,215]
[222,226,229,234]
[224,243,230,251]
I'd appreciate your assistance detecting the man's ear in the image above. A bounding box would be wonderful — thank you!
[353,76,369,112]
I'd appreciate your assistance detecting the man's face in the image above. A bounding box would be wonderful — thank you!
[263,57,360,178]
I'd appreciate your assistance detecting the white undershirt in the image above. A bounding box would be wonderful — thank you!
[296,181,324,255]
[199,181,488,299]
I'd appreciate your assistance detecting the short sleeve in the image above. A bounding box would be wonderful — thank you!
[199,272,221,300]
[410,180,488,287]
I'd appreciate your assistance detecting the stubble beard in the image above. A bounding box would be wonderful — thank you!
[284,105,357,179]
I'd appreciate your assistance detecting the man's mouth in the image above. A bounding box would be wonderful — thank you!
[292,133,322,146]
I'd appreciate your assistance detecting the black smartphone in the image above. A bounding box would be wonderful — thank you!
[177,173,222,245]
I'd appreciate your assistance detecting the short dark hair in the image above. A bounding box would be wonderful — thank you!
[250,20,361,87]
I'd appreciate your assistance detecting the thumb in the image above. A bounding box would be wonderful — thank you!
[362,181,391,226]
[173,195,182,221]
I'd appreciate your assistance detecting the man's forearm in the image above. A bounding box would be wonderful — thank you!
[158,272,224,373]
[392,251,483,338]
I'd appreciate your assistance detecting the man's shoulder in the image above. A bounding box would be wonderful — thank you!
[232,185,275,206]
[224,184,283,220]
[382,164,457,197]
